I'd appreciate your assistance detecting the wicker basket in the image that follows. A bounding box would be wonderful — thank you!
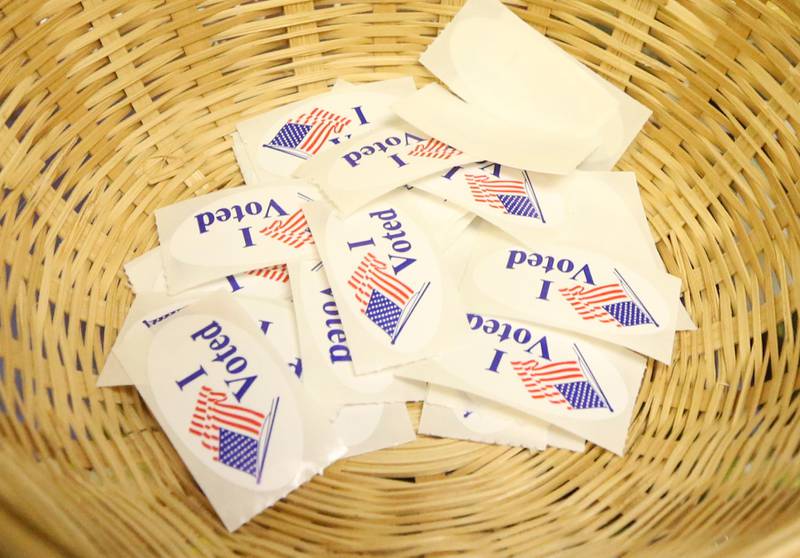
[1,1,798,556]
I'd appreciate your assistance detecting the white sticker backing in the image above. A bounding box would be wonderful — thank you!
[414,0,621,174]
[420,385,548,451]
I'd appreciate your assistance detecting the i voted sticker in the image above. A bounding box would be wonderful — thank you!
[395,311,645,454]
[236,78,418,180]
[168,187,316,266]
[303,194,469,374]
[156,183,320,293]
[459,313,629,420]
[462,232,681,363]
[324,205,443,352]
[149,315,303,491]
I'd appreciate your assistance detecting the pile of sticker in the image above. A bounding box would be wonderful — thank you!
[99,0,694,531]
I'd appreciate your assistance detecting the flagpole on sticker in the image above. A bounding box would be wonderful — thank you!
[613,268,659,327]
[256,396,281,485]
[522,170,546,224]
[572,344,613,413]
[390,281,430,345]
[263,143,309,160]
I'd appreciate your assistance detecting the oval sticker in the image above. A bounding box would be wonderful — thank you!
[148,314,303,491]
[169,186,318,268]
[325,204,444,353]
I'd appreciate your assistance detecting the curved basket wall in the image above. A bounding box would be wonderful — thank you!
[0,1,798,556]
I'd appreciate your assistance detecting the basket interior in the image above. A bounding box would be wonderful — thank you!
[0,0,799,555]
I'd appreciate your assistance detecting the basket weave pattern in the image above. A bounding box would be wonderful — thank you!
[1,1,799,555]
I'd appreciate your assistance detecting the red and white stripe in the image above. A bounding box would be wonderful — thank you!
[465,174,527,211]
[347,252,413,313]
[246,264,289,283]
[511,359,583,409]
[259,209,314,248]
[188,386,266,460]
[293,107,351,155]
[559,284,628,325]
[407,138,462,160]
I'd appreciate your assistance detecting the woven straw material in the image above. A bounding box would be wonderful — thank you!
[0,0,798,556]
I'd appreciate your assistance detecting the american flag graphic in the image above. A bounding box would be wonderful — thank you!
[264,108,351,159]
[347,252,429,344]
[559,270,656,328]
[259,209,314,248]
[407,138,462,160]
[246,264,289,283]
[512,353,610,411]
[189,386,279,482]
[465,173,543,220]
